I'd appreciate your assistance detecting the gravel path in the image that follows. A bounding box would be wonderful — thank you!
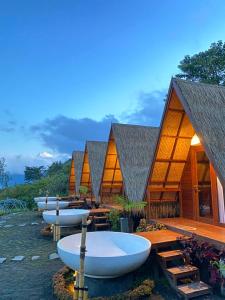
[0,211,63,300]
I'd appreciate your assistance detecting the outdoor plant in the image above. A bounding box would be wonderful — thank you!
[115,195,147,232]
[79,186,88,196]
[52,266,73,300]
[126,279,154,299]
[178,234,225,294]
[115,195,146,215]
[136,218,167,232]
[0,198,27,215]
[108,209,121,231]
[53,266,155,300]
[211,259,225,296]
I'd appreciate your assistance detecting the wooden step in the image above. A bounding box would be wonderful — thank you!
[94,216,108,221]
[177,281,212,299]
[167,265,199,284]
[94,223,110,228]
[158,250,183,261]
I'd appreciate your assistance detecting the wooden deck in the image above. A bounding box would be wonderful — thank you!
[152,217,225,249]
[136,229,183,250]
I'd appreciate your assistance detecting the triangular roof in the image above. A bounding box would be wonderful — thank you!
[72,151,84,194]
[172,78,225,185]
[108,123,159,201]
[81,141,107,199]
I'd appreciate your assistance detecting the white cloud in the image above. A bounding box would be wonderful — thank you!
[39,151,54,158]
[5,152,70,174]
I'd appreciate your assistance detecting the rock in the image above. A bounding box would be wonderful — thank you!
[49,253,59,260]
[31,256,40,261]
[11,256,25,261]
[0,257,6,264]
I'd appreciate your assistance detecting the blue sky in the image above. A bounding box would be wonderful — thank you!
[1,0,225,173]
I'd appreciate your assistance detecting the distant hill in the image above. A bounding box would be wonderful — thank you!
[8,174,25,186]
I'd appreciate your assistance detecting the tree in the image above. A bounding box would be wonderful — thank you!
[176,40,225,85]
[24,166,46,183]
[0,157,10,189]
[46,161,63,177]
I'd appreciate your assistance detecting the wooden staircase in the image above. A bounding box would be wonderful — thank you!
[157,249,212,299]
[93,215,110,231]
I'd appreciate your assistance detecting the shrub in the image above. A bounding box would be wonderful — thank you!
[0,198,27,214]
[53,267,155,300]
[136,219,167,232]
[108,209,121,231]
[178,234,225,289]
[127,279,154,298]
[79,186,88,196]
[52,267,73,300]
[0,162,70,209]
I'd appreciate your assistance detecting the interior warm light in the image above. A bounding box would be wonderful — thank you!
[191,134,200,146]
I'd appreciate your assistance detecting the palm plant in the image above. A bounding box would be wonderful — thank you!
[115,195,147,232]
[115,195,147,216]
[79,186,88,196]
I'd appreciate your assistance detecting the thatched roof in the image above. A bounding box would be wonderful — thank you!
[85,141,108,199]
[111,123,159,201]
[72,151,84,194]
[172,78,225,186]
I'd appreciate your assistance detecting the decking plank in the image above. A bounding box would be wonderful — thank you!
[153,217,225,249]
[136,229,183,249]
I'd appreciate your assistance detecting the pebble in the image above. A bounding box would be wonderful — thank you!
[49,253,59,260]
[11,256,25,261]
[4,224,14,228]
[31,256,40,261]
[31,222,39,225]
[0,257,6,264]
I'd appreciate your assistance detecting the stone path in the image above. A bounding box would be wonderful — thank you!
[0,211,63,300]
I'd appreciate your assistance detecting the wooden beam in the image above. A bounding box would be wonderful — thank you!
[168,108,184,113]
[161,134,192,140]
[156,159,187,163]
[150,181,180,184]
[160,111,185,200]
[149,187,181,192]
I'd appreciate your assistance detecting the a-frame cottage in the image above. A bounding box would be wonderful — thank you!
[100,123,159,204]
[68,151,84,195]
[80,141,107,201]
[145,78,225,227]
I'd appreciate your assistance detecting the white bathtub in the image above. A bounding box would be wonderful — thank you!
[57,231,151,278]
[43,209,89,226]
[38,201,69,210]
[34,197,57,203]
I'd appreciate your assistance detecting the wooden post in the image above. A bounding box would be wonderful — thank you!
[45,191,49,210]
[78,216,88,300]
[53,196,61,241]
[73,271,79,300]
[83,287,88,300]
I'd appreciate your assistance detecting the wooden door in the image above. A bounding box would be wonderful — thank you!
[192,146,214,223]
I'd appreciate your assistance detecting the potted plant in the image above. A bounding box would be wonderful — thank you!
[115,195,147,232]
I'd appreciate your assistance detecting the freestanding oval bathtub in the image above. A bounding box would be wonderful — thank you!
[34,197,57,203]
[38,201,69,210]
[43,209,89,226]
[57,231,151,278]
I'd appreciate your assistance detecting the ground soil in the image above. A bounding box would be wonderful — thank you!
[0,211,63,300]
[0,211,223,300]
